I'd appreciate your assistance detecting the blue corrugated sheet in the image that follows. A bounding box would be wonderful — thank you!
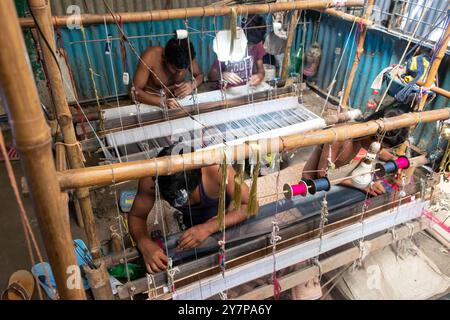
[291,14,449,152]
[58,16,224,101]
[28,10,449,152]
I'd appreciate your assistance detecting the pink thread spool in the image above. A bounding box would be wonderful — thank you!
[283,181,308,199]
[395,156,410,169]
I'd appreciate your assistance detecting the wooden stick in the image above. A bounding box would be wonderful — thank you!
[57,107,450,190]
[281,10,300,81]
[19,0,365,28]
[341,0,375,110]
[417,81,450,100]
[29,0,101,257]
[236,219,427,299]
[0,0,85,300]
[417,23,450,112]
[399,21,450,184]
[321,8,373,26]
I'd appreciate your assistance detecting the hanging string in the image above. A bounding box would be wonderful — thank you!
[320,19,357,116]
[233,161,245,210]
[103,17,129,162]
[0,130,54,300]
[375,0,433,112]
[271,154,283,299]
[80,23,105,131]
[217,148,228,230]
[247,141,260,216]
[54,17,86,139]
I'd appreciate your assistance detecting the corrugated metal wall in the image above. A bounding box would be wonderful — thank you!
[291,13,449,152]
[58,16,225,101]
[23,1,449,152]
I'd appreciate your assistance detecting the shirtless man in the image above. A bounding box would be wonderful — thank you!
[303,106,409,196]
[128,145,250,273]
[132,37,204,109]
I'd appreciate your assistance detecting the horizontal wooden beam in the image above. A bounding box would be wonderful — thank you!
[417,80,450,99]
[236,218,428,299]
[57,108,450,190]
[321,8,373,26]
[19,0,364,28]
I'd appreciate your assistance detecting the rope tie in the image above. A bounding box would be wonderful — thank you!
[54,141,86,164]
[146,273,158,300]
[218,239,226,277]
[313,257,324,282]
[167,258,180,293]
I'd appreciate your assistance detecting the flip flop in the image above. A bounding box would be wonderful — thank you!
[1,270,35,300]
[31,262,59,300]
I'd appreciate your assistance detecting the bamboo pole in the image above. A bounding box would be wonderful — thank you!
[57,107,450,190]
[0,0,85,300]
[19,0,365,28]
[417,81,450,99]
[399,22,450,184]
[321,8,373,26]
[416,20,450,112]
[281,10,300,81]
[236,219,427,299]
[341,0,375,110]
[29,0,101,258]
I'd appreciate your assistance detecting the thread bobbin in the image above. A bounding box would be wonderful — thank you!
[283,180,308,199]
[304,177,331,195]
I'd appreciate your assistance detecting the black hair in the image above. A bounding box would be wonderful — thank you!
[242,14,266,44]
[164,37,196,70]
[362,103,411,147]
[155,144,201,208]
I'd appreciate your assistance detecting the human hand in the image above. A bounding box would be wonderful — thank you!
[222,72,243,86]
[174,81,195,99]
[137,237,168,273]
[176,225,211,250]
[363,181,386,196]
[166,98,181,109]
[249,74,263,86]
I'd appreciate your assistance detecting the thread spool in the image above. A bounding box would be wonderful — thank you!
[176,29,188,40]
[395,156,410,170]
[305,177,331,195]
[376,156,410,177]
[283,181,308,199]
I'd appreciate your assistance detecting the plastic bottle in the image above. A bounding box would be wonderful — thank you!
[289,44,303,76]
[366,89,380,110]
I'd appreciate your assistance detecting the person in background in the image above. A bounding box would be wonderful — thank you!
[302,106,409,196]
[208,14,266,87]
[132,37,204,109]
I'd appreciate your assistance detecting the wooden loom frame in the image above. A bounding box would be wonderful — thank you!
[1,0,449,300]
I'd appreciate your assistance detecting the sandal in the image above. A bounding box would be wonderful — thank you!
[1,270,35,300]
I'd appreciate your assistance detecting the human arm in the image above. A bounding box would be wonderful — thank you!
[128,177,168,273]
[339,179,386,196]
[131,49,164,107]
[173,58,204,98]
[177,165,250,250]
[249,57,265,86]
[208,59,243,85]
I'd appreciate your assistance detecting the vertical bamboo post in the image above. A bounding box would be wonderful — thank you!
[341,0,375,110]
[0,0,85,300]
[281,10,300,81]
[28,0,101,257]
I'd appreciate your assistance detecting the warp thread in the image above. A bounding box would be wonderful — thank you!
[247,142,260,216]
[233,162,245,210]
